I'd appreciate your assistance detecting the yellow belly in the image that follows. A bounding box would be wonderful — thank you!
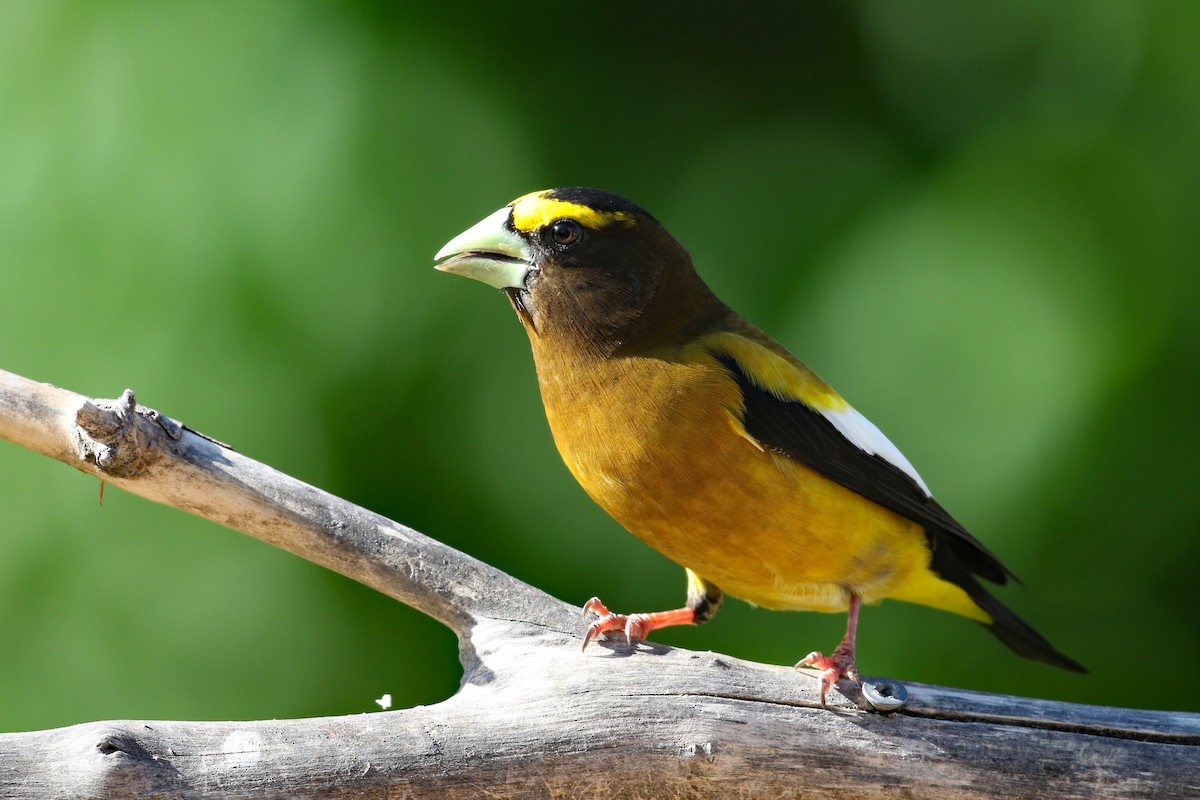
[530,345,976,616]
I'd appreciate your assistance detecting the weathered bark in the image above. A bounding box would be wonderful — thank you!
[1,367,1197,799]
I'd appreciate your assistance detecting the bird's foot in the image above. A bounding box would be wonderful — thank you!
[581,597,695,651]
[796,644,861,707]
[581,597,648,650]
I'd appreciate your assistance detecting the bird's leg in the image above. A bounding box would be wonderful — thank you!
[581,570,722,651]
[796,593,862,706]
[580,598,695,649]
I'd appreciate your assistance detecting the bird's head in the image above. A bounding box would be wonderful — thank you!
[435,187,715,354]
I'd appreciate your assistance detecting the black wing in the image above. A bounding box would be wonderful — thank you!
[714,353,1087,673]
[714,353,1013,587]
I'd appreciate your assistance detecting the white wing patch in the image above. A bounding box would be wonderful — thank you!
[821,405,931,497]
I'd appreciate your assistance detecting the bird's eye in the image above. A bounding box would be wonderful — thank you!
[550,219,582,247]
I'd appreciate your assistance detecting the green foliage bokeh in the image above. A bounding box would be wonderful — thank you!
[1,3,1197,732]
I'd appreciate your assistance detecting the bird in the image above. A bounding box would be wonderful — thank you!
[434,186,1086,704]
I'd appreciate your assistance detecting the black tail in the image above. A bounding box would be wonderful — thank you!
[930,532,1087,673]
[972,588,1087,673]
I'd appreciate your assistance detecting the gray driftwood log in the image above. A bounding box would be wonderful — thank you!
[0,367,1197,799]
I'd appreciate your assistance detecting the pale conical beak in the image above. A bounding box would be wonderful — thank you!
[434,206,533,290]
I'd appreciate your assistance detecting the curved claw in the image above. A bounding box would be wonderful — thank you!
[582,596,623,651]
[796,649,861,707]
[582,596,610,619]
[580,598,654,651]
[795,594,864,708]
[580,596,698,652]
[582,623,601,651]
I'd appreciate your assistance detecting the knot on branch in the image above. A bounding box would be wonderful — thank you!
[71,723,187,797]
[94,729,152,759]
[74,388,182,479]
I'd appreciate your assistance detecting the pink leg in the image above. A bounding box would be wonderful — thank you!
[796,594,863,706]
[581,597,698,651]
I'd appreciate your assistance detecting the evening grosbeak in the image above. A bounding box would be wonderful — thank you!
[434,187,1085,704]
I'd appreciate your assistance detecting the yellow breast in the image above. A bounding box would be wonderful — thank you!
[528,342,949,614]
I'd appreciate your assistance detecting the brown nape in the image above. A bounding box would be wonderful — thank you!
[612,242,731,356]
[523,220,732,359]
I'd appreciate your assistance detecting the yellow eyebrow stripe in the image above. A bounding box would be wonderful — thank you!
[510,190,634,233]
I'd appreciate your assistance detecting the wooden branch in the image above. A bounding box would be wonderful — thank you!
[0,369,568,636]
[1,366,1198,799]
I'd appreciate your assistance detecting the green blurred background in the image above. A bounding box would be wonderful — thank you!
[1,2,1197,732]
